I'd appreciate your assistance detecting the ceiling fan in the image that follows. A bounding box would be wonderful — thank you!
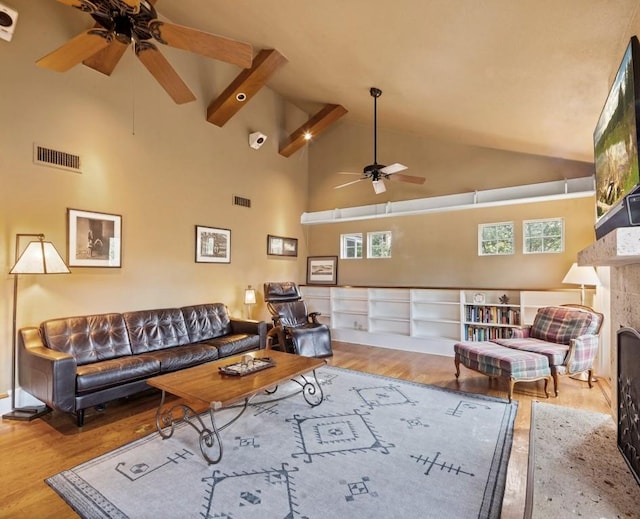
[334,87,425,194]
[36,0,253,104]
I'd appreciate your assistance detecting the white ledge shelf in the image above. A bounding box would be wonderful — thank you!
[302,177,594,225]
[578,227,640,266]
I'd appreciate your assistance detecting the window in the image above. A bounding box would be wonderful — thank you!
[478,222,514,256]
[367,231,392,258]
[523,218,564,254]
[340,233,363,259]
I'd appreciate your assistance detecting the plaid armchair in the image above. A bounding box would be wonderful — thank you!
[492,305,603,395]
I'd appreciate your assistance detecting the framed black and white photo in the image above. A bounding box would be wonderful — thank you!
[67,208,122,268]
[267,234,298,257]
[196,225,231,263]
[306,256,338,285]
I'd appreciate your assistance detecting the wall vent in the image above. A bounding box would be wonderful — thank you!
[233,195,251,208]
[33,143,82,173]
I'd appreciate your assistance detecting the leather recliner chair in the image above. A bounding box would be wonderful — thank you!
[263,281,333,358]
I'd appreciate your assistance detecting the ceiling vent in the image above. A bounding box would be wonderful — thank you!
[233,195,251,208]
[33,143,81,173]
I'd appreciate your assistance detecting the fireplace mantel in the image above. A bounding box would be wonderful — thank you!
[578,227,640,266]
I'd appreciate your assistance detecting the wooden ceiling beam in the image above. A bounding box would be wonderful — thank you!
[279,104,348,157]
[206,48,287,127]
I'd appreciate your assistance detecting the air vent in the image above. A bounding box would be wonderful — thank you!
[233,195,251,208]
[33,143,82,173]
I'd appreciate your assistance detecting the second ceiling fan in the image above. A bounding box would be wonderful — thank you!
[335,87,425,194]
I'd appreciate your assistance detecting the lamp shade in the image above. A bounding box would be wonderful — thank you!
[562,263,600,286]
[10,239,70,274]
[244,286,257,305]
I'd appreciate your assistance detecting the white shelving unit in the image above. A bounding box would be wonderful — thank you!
[299,286,582,357]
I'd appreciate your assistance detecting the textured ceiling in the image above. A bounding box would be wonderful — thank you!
[53,0,640,163]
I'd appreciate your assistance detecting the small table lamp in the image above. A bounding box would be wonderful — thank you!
[3,233,70,422]
[244,285,257,319]
[561,263,600,306]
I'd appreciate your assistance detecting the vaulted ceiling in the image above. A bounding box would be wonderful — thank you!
[44,0,640,163]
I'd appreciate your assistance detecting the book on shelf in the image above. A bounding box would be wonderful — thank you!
[465,325,514,341]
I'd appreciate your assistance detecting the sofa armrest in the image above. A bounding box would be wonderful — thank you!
[565,334,599,374]
[510,325,532,338]
[230,318,268,349]
[18,327,78,413]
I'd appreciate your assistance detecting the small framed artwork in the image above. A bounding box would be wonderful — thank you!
[267,234,298,257]
[67,208,122,268]
[196,225,231,263]
[307,256,338,285]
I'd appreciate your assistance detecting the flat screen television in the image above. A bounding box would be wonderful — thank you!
[594,35,640,238]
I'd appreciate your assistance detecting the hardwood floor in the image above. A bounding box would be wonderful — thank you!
[0,342,612,518]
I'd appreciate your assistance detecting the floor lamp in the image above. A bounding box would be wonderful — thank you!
[562,262,600,382]
[2,233,70,421]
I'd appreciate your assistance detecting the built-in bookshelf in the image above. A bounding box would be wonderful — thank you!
[299,286,581,356]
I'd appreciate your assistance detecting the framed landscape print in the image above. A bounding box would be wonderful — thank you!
[196,225,231,263]
[306,256,338,285]
[67,208,122,267]
[267,234,298,257]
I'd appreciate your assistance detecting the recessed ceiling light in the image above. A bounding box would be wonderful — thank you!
[236,92,247,102]
[303,131,312,141]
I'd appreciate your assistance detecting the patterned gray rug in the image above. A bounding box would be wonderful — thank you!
[46,366,517,518]
[530,401,640,518]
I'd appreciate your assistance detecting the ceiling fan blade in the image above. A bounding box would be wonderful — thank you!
[338,171,364,176]
[387,173,426,185]
[334,179,365,189]
[136,42,196,104]
[148,21,253,68]
[36,29,112,72]
[380,163,407,175]
[83,38,129,75]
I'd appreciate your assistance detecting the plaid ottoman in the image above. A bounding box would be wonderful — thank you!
[454,341,551,402]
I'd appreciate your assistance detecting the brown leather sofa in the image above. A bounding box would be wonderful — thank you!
[18,303,266,426]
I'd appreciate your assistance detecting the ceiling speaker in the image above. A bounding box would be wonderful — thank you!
[0,2,17,42]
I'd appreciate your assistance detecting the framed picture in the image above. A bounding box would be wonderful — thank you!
[196,225,231,263]
[306,256,338,285]
[267,234,298,257]
[67,208,122,268]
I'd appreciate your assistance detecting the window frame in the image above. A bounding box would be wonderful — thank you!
[340,232,363,259]
[522,217,564,254]
[478,221,515,256]
[367,230,392,258]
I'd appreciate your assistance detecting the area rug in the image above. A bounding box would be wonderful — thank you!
[529,401,640,518]
[46,366,517,519]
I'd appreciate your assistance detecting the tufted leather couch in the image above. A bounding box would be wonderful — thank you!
[17,303,266,426]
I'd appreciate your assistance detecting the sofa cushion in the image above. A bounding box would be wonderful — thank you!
[41,313,133,366]
[204,334,260,357]
[492,337,570,367]
[76,355,160,393]
[139,343,220,372]
[529,306,600,345]
[181,303,233,342]
[123,308,190,354]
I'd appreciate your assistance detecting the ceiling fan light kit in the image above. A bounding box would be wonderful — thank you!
[334,87,426,194]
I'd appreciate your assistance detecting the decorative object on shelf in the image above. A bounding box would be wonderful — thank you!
[244,285,256,319]
[67,208,122,267]
[3,233,70,422]
[267,234,298,257]
[473,292,485,304]
[499,294,510,305]
[195,225,231,263]
[306,256,338,285]
[562,262,600,305]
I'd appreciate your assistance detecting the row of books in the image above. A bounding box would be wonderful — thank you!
[464,325,514,341]
[465,305,520,325]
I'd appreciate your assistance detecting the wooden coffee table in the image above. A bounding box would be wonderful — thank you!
[147,350,326,464]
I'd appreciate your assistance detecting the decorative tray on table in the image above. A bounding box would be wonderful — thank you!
[218,356,276,376]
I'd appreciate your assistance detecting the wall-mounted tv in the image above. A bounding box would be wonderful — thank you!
[594,35,640,239]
